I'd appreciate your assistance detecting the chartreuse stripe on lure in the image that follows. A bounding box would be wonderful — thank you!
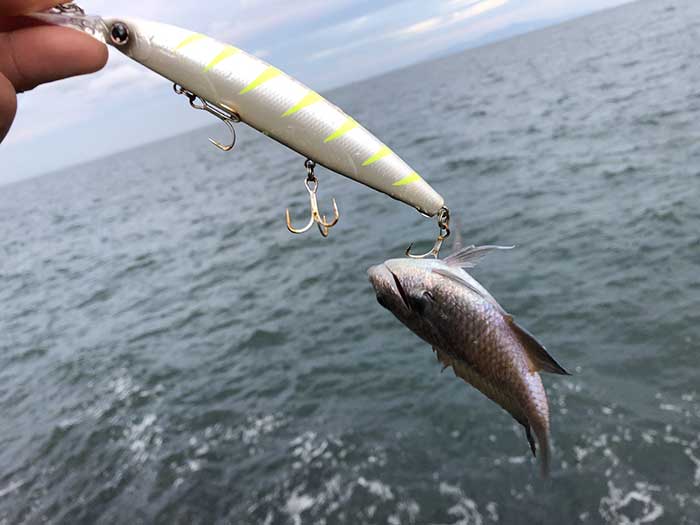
[101,18,445,217]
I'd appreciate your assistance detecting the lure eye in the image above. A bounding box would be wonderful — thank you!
[110,22,130,46]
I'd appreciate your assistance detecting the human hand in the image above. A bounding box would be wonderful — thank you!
[0,1,108,142]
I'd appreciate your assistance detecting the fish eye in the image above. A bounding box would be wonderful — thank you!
[110,22,130,46]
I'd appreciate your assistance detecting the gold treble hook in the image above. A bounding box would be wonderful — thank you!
[173,84,241,152]
[406,206,451,259]
[286,160,340,238]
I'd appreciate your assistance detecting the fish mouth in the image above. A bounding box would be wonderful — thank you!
[367,264,411,311]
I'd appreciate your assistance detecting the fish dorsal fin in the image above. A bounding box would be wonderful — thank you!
[508,319,570,375]
[444,245,514,269]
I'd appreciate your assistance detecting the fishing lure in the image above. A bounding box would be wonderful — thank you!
[33,3,450,255]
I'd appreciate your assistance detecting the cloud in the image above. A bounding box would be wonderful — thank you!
[395,0,510,37]
[3,0,635,182]
[202,0,359,44]
[397,16,443,36]
[451,0,510,21]
[308,0,509,64]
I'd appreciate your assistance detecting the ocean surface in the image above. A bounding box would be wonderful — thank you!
[2,0,700,523]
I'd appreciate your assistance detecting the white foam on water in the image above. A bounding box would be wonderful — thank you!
[569,392,700,522]
[285,489,315,525]
[274,430,427,523]
[195,444,210,457]
[125,413,162,463]
[598,481,664,524]
[431,482,499,525]
[111,374,134,402]
[684,448,700,487]
[57,415,83,430]
[357,476,394,501]
[640,430,657,444]
[485,502,499,522]
[290,431,330,466]
[398,500,421,522]
[0,480,24,499]
[387,502,421,525]
[241,414,286,446]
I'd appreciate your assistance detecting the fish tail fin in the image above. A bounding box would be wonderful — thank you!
[533,422,550,478]
[525,425,537,457]
[524,422,549,477]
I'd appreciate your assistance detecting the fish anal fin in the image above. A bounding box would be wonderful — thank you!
[509,320,570,376]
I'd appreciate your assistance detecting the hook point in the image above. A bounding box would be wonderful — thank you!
[405,206,450,259]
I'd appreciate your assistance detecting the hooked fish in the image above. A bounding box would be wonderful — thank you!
[367,245,569,476]
[31,5,445,223]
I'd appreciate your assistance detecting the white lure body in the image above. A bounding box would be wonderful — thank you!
[105,18,445,217]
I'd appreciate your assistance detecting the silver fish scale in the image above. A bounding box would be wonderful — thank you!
[434,279,548,417]
[367,255,559,475]
[425,267,552,465]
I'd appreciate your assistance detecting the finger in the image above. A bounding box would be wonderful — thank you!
[0,15,45,32]
[0,0,69,16]
[0,25,108,92]
[0,71,17,142]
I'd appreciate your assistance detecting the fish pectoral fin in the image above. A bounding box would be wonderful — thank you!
[432,269,508,316]
[509,319,570,375]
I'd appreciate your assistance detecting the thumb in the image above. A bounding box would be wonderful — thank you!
[0,1,74,16]
[0,25,108,93]
[0,72,17,142]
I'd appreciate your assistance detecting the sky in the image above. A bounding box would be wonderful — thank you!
[1,0,634,184]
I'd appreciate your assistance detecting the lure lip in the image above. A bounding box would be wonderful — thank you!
[29,10,109,44]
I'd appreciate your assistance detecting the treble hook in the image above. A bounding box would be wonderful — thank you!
[285,160,340,238]
[173,84,241,151]
[406,206,451,259]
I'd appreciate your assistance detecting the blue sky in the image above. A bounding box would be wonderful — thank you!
[1,0,633,184]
